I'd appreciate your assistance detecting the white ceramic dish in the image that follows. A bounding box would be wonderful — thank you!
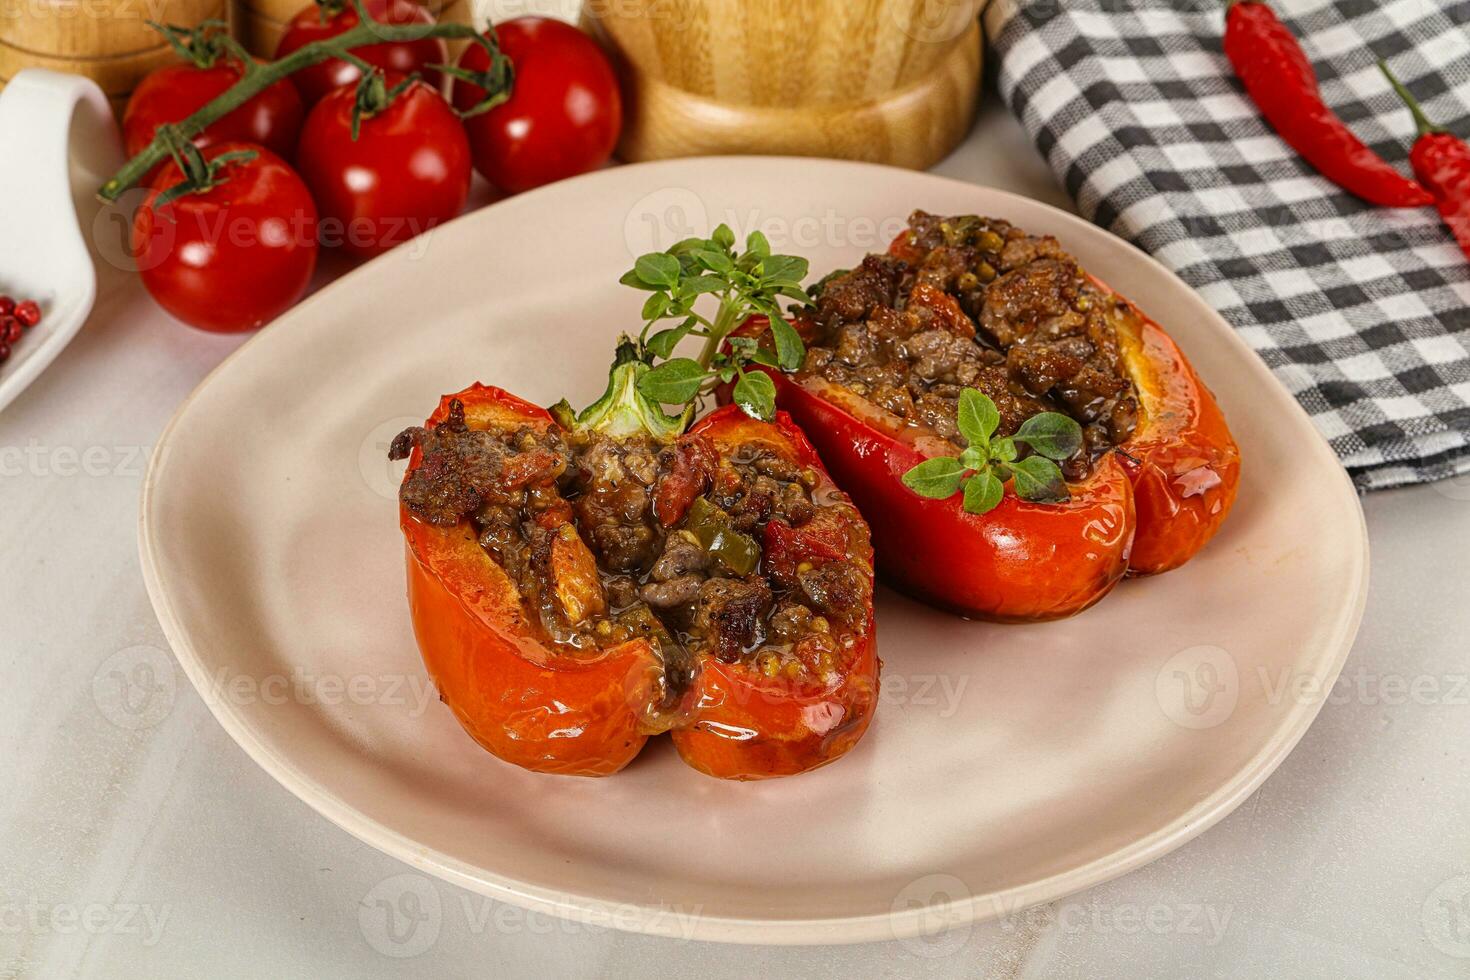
[139,158,1368,945]
[0,70,123,414]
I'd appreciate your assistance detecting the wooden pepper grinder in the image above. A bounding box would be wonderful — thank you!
[583,0,985,169]
[0,0,225,115]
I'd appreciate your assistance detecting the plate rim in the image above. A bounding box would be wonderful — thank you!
[138,156,1370,945]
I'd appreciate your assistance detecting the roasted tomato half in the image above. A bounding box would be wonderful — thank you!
[735,210,1239,621]
[391,384,878,778]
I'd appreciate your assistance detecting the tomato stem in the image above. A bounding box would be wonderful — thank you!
[98,13,507,202]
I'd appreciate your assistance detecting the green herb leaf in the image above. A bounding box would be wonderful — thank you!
[668,237,706,256]
[681,274,727,296]
[768,316,805,371]
[731,369,777,421]
[637,357,706,405]
[1013,412,1083,461]
[959,445,987,470]
[646,318,696,359]
[634,253,680,290]
[957,389,1000,450]
[748,347,780,368]
[901,456,969,499]
[619,269,657,291]
[641,292,670,321]
[762,254,808,285]
[990,436,1018,463]
[616,223,811,422]
[693,249,733,274]
[962,469,1004,515]
[1008,455,1070,504]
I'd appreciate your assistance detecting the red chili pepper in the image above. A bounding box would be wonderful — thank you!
[1381,62,1470,258]
[1224,1,1432,208]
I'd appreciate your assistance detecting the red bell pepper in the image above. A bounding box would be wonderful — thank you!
[742,361,1135,621]
[732,236,1239,620]
[1102,278,1242,575]
[397,382,878,778]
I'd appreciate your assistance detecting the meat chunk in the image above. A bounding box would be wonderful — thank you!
[796,561,869,623]
[649,530,708,582]
[796,211,1141,462]
[817,254,902,323]
[391,400,567,526]
[980,258,1084,349]
[640,575,704,609]
[695,577,772,662]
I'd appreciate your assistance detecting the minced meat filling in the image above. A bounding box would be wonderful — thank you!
[801,210,1139,477]
[391,403,869,695]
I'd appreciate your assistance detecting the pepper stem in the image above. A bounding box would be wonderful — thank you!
[1379,60,1444,137]
[561,338,691,441]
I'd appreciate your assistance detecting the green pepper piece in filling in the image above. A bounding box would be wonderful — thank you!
[684,497,761,576]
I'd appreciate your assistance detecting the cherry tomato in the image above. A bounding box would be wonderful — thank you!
[295,75,470,259]
[132,142,318,333]
[123,59,304,184]
[276,0,447,106]
[452,17,622,193]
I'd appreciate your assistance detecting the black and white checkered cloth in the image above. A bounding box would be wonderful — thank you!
[984,0,1470,490]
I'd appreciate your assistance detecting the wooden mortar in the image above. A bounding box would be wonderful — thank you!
[0,0,225,114]
[583,0,984,169]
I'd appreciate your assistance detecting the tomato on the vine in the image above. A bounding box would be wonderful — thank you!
[123,54,303,184]
[452,17,622,193]
[276,0,447,106]
[132,142,319,333]
[295,73,471,259]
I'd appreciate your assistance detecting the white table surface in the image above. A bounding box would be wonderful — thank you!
[3,85,1469,979]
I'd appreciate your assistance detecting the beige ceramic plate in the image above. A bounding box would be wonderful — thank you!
[139,158,1368,945]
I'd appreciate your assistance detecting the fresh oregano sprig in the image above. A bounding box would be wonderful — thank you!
[902,390,1083,515]
[619,224,810,421]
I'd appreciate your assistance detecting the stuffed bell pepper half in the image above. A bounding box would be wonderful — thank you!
[735,211,1241,621]
[390,341,878,779]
